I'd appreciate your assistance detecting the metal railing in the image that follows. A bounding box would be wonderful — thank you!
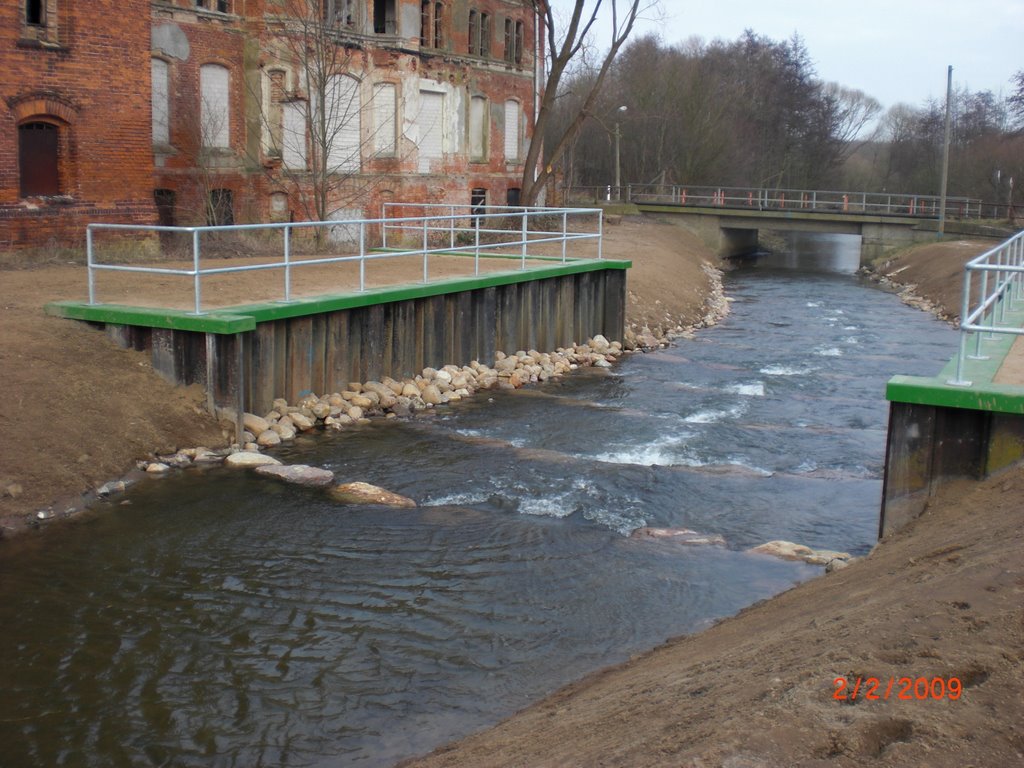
[626,184,983,219]
[949,230,1024,386]
[84,205,603,315]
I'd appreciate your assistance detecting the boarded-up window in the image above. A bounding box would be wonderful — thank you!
[418,90,444,173]
[503,100,520,162]
[152,59,170,145]
[469,95,487,161]
[372,83,397,156]
[281,101,307,169]
[18,122,59,197]
[200,64,230,148]
[321,74,361,172]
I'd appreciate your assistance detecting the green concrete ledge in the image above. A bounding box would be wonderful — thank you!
[887,307,1024,415]
[45,258,631,335]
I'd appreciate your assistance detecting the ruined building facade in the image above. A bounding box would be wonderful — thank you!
[1,0,543,249]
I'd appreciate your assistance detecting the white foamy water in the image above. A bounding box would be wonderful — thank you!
[517,494,576,519]
[592,434,691,467]
[725,382,765,397]
[815,347,843,357]
[806,301,822,307]
[684,403,746,424]
[843,336,860,345]
[760,364,815,376]
[424,491,493,507]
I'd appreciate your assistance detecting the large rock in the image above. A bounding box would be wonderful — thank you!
[327,482,416,508]
[257,429,282,447]
[224,451,283,468]
[421,384,443,405]
[243,412,271,436]
[254,464,335,487]
[749,540,852,566]
[630,527,726,546]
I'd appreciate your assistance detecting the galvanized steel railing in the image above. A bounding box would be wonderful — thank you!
[626,184,983,219]
[85,205,603,315]
[949,230,1024,386]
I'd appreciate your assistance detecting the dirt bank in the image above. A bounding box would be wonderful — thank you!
[0,216,718,536]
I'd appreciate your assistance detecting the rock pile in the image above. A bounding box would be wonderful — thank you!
[206,335,625,450]
[623,263,731,351]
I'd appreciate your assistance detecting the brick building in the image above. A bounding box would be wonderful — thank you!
[1,0,543,250]
[0,0,157,250]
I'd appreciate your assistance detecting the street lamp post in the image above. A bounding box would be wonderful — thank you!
[614,105,627,201]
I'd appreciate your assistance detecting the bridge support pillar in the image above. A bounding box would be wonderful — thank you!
[860,222,934,267]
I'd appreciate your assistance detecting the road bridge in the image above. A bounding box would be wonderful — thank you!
[617,185,1005,265]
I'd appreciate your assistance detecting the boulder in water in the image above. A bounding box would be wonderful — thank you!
[254,464,335,487]
[327,482,416,508]
[630,527,726,546]
[749,540,851,566]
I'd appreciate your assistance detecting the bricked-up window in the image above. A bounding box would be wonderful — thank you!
[152,59,171,145]
[25,0,44,25]
[372,82,397,156]
[503,99,520,162]
[373,0,396,34]
[200,64,231,148]
[469,95,487,161]
[18,122,60,197]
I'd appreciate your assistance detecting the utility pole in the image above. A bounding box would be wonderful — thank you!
[938,65,953,237]
[614,105,627,201]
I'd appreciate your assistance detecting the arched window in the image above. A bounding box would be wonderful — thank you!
[200,64,231,148]
[18,122,60,197]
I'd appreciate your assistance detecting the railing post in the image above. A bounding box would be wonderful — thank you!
[971,268,989,358]
[87,226,96,305]
[474,214,481,276]
[597,210,604,260]
[520,210,528,269]
[561,210,568,263]
[192,228,203,315]
[422,216,429,283]
[449,204,456,250]
[283,224,292,302]
[382,204,389,249]
[359,221,366,291]
[949,268,974,386]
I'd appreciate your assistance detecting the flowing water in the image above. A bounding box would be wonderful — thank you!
[0,233,957,767]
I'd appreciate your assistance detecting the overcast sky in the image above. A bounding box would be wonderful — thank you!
[559,1,1023,111]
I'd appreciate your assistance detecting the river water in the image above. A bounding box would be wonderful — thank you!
[0,233,957,767]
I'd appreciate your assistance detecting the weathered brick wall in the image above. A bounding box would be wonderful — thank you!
[0,0,157,249]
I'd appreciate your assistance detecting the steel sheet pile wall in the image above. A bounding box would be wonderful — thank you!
[98,269,626,414]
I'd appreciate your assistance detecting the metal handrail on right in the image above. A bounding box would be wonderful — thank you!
[948,230,1024,386]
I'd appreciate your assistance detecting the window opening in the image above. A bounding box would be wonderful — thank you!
[469,10,479,55]
[433,3,444,48]
[514,21,524,66]
[154,189,177,227]
[480,13,490,56]
[208,189,234,226]
[420,1,430,45]
[18,122,60,197]
[506,187,521,207]
[26,0,44,25]
[471,188,487,216]
[374,0,396,34]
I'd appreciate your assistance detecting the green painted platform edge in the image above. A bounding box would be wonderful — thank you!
[886,375,1024,414]
[887,305,1024,414]
[44,301,255,333]
[46,259,631,333]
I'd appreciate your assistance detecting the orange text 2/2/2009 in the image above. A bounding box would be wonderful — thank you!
[832,676,963,702]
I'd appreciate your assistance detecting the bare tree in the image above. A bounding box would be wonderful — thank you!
[521,0,655,204]
[254,0,399,245]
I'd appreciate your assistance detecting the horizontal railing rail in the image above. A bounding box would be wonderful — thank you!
[626,184,983,219]
[948,229,1024,386]
[85,205,604,316]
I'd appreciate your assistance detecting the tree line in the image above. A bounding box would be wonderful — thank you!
[549,31,1023,212]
